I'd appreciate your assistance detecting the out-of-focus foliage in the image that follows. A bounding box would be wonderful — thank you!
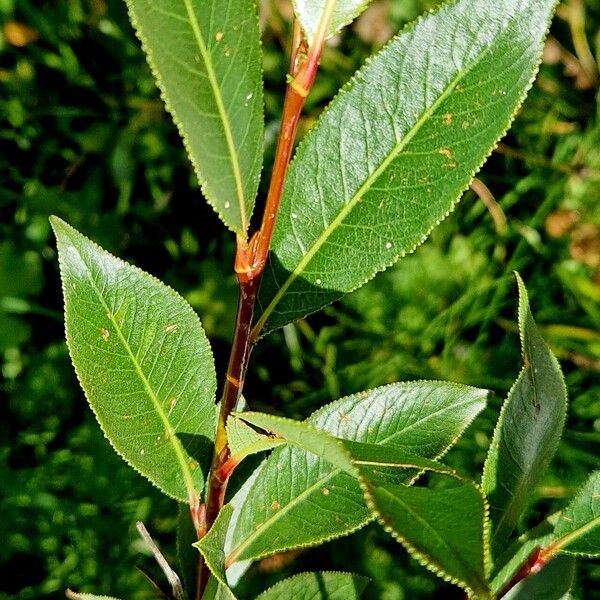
[1,0,598,598]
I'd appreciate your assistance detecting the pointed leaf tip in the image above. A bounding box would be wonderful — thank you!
[53,219,217,502]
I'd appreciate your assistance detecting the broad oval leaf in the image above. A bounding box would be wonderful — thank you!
[226,381,487,564]
[552,471,600,557]
[125,0,264,234]
[51,217,217,502]
[255,571,368,600]
[255,0,558,334]
[370,481,490,598]
[293,0,373,44]
[482,274,567,550]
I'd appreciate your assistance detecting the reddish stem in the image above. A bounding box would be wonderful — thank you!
[194,20,327,600]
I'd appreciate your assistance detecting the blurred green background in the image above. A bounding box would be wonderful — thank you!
[1,0,599,598]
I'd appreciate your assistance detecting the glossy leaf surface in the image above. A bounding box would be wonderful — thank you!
[293,0,372,43]
[226,382,487,563]
[371,481,490,598]
[255,571,368,599]
[52,217,217,502]
[125,0,263,234]
[482,275,567,548]
[256,0,557,334]
[552,471,600,557]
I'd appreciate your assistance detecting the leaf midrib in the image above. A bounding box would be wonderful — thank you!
[69,236,197,502]
[227,395,478,563]
[254,15,511,333]
[181,0,247,232]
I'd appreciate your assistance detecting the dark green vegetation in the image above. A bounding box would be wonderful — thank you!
[1,0,599,598]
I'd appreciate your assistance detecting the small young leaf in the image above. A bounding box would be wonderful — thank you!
[51,217,217,502]
[370,481,490,598]
[255,571,368,599]
[226,381,487,564]
[226,415,285,461]
[293,0,373,43]
[482,274,567,549]
[194,505,236,599]
[255,0,558,334]
[552,471,600,557]
[501,555,575,600]
[125,0,264,234]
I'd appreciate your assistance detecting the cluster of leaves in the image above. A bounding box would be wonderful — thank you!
[2,0,600,598]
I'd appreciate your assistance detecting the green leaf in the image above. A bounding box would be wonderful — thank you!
[255,571,368,599]
[293,0,373,43]
[552,471,600,557]
[125,0,263,234]
[194,505,236,599]
[482,274,567,548]
[51,217,217,502]
[370,481,490,598]
[236,412,459,480]
[226,415,285,461]
[255,0,558,334]
[226,381,487,564]
[202,577,237,600]
[501,555,575,600]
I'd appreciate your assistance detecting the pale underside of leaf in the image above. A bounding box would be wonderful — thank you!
[256,0,558,334]
[52,217,217,502]
[125,0,264,234]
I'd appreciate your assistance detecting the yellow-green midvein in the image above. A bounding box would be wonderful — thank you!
[77,245,198,504]
[251,59,472,337]
[182,0,248,232]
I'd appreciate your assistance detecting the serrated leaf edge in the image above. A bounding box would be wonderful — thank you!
[362,479,492,599]
[254,570,369,599]
[51,216,217,503]
[256,0,559,337]
[226,381,487,564]
[124,0,264,235]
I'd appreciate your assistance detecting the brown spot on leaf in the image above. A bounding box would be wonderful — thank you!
[165,323,178,333]
[215,31,223,41]
[438,148,453,159]
[101,328,110,341]
[322,487,330,496]
[443,113,453,126]
[271,500,280,510]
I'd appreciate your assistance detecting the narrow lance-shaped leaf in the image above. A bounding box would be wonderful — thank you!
[66,594,122,600]
[255,0,558,334]
[226,381,487,564]
[51,217,217,502]
[237,411,459,480]
[551,471,600,557]
[370,481,491,599]
[255,572,368,600]
[482,274,567,549]
[293,0,373,43]
[125,0,264,234]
